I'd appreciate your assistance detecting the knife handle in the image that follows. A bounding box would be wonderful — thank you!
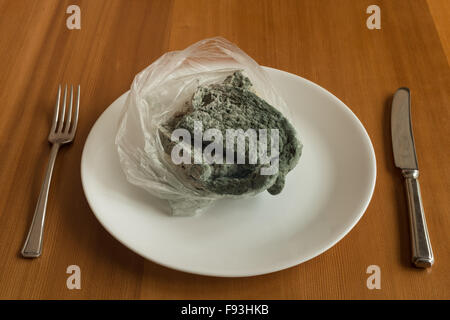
[402,170,434,268]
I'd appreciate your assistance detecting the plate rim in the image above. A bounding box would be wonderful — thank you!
[81,66,377,277]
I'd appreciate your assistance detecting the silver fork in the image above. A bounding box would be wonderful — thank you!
[22,84,80,258]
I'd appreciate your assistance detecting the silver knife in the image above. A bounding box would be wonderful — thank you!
[391,87,434,268]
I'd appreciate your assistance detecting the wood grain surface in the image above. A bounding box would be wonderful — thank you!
[0,0,449,299]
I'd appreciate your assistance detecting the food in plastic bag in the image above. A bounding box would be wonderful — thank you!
[115,37,302,216]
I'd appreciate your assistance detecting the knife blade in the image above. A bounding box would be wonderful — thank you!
[391,87,434,268]
[391,88,419,170]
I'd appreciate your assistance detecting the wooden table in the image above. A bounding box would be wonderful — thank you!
[0,0,449,299]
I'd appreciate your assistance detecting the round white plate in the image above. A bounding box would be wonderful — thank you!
[81,67,376,277]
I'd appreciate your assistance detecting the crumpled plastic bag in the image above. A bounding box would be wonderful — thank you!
[115,37,290,216]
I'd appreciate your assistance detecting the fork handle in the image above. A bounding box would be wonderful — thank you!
[22,143,60,258]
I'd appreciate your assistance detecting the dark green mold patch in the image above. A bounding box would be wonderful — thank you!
[161,71,302,196]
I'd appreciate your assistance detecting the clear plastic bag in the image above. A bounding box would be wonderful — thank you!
[115,37,290,216]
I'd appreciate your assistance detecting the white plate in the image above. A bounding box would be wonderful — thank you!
[81,67,376,277]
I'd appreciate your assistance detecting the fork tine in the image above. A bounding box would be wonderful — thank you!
[70,85,80,135]
[64,85,73,133]
[50,85,61,132]
[57,85,67,132]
